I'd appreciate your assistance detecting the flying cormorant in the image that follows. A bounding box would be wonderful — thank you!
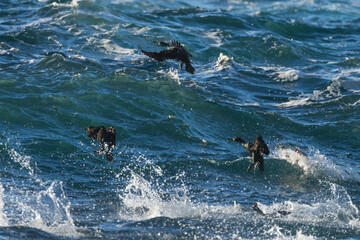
[139,40,195,74]
[232,135,270,173]
[84,126,116,162]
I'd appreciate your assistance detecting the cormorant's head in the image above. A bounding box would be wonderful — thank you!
[107,127,115,134]
[232,137,245,144]
[257,135,263,142]
[154,41,170,47]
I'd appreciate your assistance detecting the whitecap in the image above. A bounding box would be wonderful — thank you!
[214,53,233,71]
[276,97,311,108]
[324,77,342,98]
[275,69,301,82]
[257,182,360,229]
[273,147,314,173]
[118,171,245,222]
[157,67,181,84]
[258,66,302,82]
[273,147,360,182]
[276,79,342,108]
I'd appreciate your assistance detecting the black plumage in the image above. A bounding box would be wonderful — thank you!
[84,126,116,162]
[139,40,195,74]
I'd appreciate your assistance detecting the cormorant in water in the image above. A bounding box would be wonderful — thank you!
[139,40,195,74]
[84,126,116,162]
[232,135,270,173]
[252,203,291,217]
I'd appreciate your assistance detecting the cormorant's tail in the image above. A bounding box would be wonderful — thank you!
[185,64,195,74]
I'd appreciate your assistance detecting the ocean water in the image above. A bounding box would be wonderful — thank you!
[1,0,360,239]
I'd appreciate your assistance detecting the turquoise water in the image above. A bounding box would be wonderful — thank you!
[1,0,360,239]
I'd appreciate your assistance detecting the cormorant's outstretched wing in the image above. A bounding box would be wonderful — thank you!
[86,126,105,142]
[140,45,195,74]
[139,46,177,62]
[171,40,192,57]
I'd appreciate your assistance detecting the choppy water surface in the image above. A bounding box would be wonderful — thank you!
[1,0,360,239]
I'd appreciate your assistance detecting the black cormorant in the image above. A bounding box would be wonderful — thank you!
[232,135,270,173]
[139,40,195,74]
[84,126,116,162]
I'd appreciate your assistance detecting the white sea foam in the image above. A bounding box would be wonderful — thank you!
[66,27,83,36]
[276,77,343,108]
[119,172,192,220]
[132,26,152,35]
[86,37,138,60]
[48,0,81,7]
[243,102,261,106]
[259,66,303,82]
[273,147,360,182]
[265,225,317,240]
[257,182,360,229]
[275,69,301,82]
[167,67,181,84]
[334,68,360,94]
[118,158,359,238]
[214,53,233,71]
[353,100,360,106]
[0,185,9,227]
[11,181,80,237]
[276,97,311,107]
[157,67,181,84]
[324,77,342,98]
[7,145,34,176]
[273,147,312,173]
[116,151,245,223]
[199,52,236,77]
[1,141,81,237]
[276,89,323,108]
[118,170,245,222]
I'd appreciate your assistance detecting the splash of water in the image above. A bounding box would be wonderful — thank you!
[273,147,360,182]
[0,185,9,227]
[118,170,195,221]
[257,182,360,228]
[214,53,233,71]
[0,140,81,237]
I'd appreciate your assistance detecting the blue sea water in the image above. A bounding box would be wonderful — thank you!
[1,0,360,239]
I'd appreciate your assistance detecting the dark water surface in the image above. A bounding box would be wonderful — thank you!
[1,0,360,239]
